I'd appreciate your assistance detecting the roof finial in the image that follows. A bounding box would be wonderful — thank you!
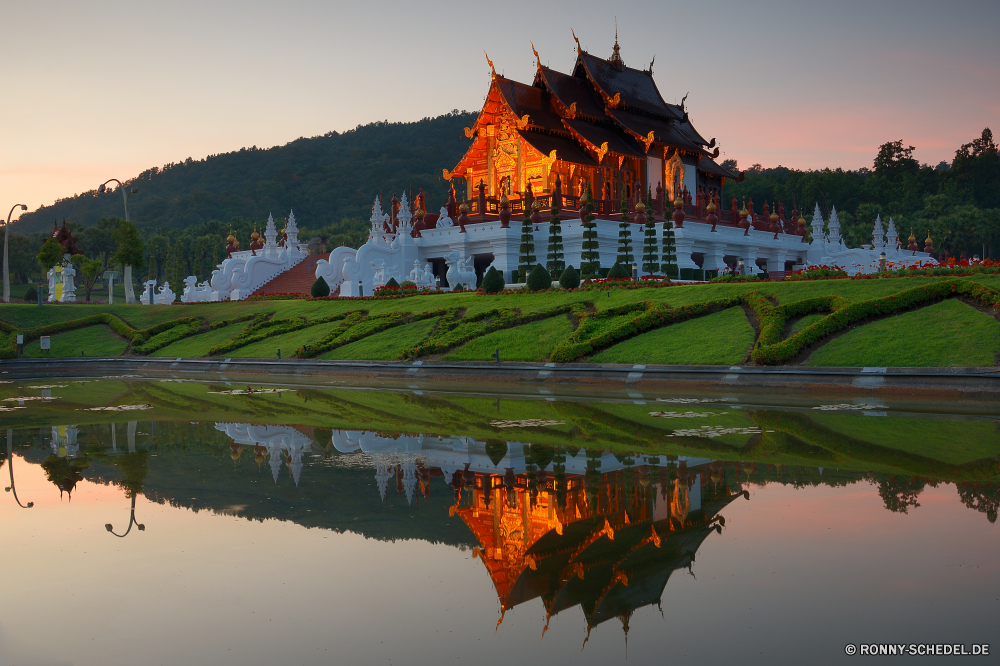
[610,19,622,66]
[531,41,540,68]
[571,28,581,54]
[484,51,496,79]
[649,54,655,74]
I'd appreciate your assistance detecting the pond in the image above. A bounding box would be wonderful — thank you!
[1,378,997,665]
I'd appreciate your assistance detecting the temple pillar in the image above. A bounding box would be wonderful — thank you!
[702,244,728,273]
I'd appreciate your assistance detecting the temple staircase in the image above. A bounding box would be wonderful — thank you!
[252,253,330,296]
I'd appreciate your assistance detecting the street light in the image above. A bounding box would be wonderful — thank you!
[3,204,28,303]
[97,179,139,303]
[105,493,145,537]
[5,430,33,508]
[737,258,745,276]
[879,251,887,272]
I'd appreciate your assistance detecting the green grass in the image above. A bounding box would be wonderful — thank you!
[150,320,251,358]
[321,317,440,360]
[3,275,999,367]
[805,298,1000,367]
[443,315,574,361]
[228,320,349,358]
[590,306,755,365]
[23,324,128,358]
[785,313,827,339]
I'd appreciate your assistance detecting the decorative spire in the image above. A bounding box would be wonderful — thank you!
[484,51,496,79]
[571,28,582,54]
[286,210,299,245]
[531,41,540,68]
[264,213,277,247]
[610,22,623,68]
[872,214,885,249]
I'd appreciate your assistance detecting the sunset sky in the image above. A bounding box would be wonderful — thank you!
[2,0,997,218]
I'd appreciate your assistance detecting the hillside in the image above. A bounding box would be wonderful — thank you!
[17,111,477,235]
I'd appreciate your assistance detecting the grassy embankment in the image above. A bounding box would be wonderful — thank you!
[2,275,999,367]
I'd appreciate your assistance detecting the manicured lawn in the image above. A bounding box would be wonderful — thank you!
[321,317,440,360]
[805,299,1000,367]
[785,313,827,339]
[23,325,128,358]
[229,320,348,358]
[590,306,755,365]
[443,314,575,361]
[150,320,251,357]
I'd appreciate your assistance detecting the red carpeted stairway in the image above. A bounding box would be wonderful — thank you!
[251,253,330,296]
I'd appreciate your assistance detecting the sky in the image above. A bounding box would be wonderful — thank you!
[1,0,997,219]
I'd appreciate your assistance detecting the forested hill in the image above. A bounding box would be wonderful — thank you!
[18,111,478,235]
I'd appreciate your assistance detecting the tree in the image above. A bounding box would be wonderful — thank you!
[310,277,330,297]
[579,185,600,278]
[36,238,63,273]
[546,202,564,279]
[640,189,659,275]
[147,234,169,283]
[873,140,919,182]
[481,266,505,293]
[616,196,634,266]
[168,240,187,289]
[662,216,678,279]
[73,255,105,302]
[79,221,116,269]
[607,262,629,279]
[952,127,1000,210]
[112,219,145,304]
[526,263,551,292]
[558,265,580,289]
[518,201,537,281]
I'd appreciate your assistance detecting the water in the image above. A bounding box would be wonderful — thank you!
[1,378,997,665]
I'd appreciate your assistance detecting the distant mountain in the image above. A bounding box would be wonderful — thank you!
[17,111,477,235]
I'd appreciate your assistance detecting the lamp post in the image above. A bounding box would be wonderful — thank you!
[879,252,887,273]
[105,493,144,537]
[98,179,139,303]
[3,204,28,303]
[5,429,33,509]
[737,258,745,276]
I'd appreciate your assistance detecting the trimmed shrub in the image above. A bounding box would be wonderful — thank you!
[607,262,630,280]
[310,277,330,298]
[400,280,416,288]
[23,286,37,303]
[385,277,400,290]
[481,266,505,294]
[559,265,580,290]
[526,264,551,292]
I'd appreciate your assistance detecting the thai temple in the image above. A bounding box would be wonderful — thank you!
[178,33,936,302]
[331,429,745,638]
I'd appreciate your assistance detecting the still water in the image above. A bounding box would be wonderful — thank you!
[0,378,997,665]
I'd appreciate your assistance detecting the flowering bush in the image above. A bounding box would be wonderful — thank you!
[786,265,849,281]
[710,274,762,283]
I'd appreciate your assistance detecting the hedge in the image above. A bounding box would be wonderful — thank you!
[296,310,446,359]
[750,279,1000,365]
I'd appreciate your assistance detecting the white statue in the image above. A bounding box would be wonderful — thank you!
[445,251,477,290]
[437,206,454,228]
[371,258,388,287]
[46,266,58,303]
[59,258,77,303]
[181,275,213,303]
[157,281,176,304]
[141,280,157,304]
[422,262,435,286]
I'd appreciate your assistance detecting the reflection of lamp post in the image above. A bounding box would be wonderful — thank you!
[105,493,145,537]
[3,204,28,303]
[4,429,34,508]
[97,179,139,303]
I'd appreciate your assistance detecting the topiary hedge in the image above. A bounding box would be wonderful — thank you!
[481,267,505,294]
[607,262,630,280]
[310,277,330,298]
[526,264,551,292]
[559,265,580,290]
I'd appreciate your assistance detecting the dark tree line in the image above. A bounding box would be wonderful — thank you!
[722,128,1000,259]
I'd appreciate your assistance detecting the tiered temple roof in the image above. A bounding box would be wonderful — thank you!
[446,32,738,219]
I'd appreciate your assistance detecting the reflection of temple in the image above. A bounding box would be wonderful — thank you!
[216,423,313,485]
[335,430,745,636]
[50,425,79,458]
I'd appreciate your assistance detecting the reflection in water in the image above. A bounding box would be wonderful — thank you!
[334,429,743,638]
[217,422,313,485]
[5,428,34,508]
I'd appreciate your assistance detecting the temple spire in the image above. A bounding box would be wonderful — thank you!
[610,20,623,67]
